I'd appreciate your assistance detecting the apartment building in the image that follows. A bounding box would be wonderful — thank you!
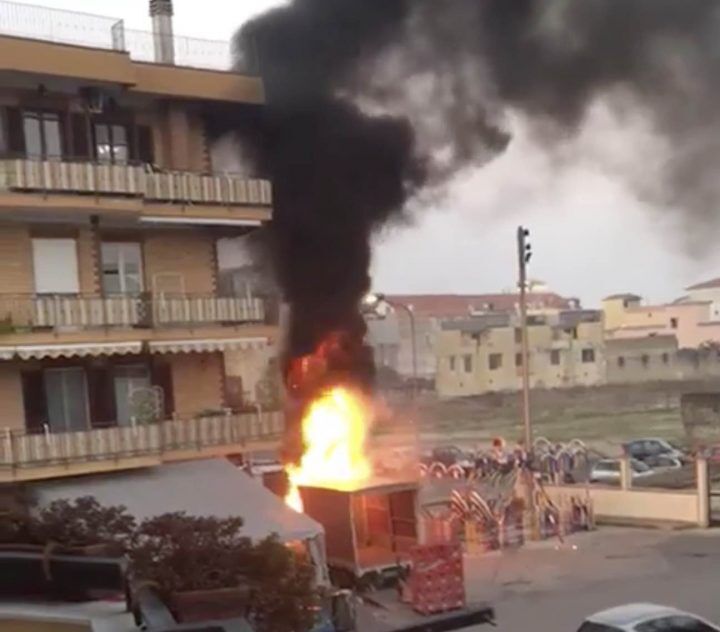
[0,1,282,482]
[366,288,577,382]
[602,280,720,349]
[435,310,604,398]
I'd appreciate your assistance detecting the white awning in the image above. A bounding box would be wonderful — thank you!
[0,348,14,361]
[149,336,268,354]
[13,341,143,360]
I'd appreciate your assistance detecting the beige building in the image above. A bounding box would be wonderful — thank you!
[0,1,282,482]
[435,310,604,398]
[603,280,720,349]
[367,289,577,383]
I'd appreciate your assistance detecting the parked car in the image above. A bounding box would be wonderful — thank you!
[422,445,474,471]
[642,454,683,471]
[577,602,720,631]
[589,458,652,484]
[625,438,686,463]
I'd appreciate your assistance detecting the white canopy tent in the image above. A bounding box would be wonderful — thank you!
[31,458,328,584]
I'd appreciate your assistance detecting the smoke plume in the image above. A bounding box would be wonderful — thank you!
[229,0,720,416]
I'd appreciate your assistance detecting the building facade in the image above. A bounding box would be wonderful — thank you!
[435,310,604,398]
[0,1,282,482]
[367,289,577,383]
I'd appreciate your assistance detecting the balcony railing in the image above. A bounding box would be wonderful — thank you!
[0,294,265,332]
[0,0,255,73]
[0,410,284,473]
[0,158,272,207]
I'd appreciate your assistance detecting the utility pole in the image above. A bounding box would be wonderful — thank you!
[517,226,532,452]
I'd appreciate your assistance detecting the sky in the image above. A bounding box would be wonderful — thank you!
[14,0,720,308]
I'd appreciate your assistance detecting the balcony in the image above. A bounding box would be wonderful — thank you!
[0,294,266,333]
[0,158,272,208]
[0,0,253,73]
[0,410,284,482]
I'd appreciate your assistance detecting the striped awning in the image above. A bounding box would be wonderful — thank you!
[12,341,143,360]
[149,337,268,354]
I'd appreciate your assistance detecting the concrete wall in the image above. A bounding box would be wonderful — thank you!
[0,364,25,431]
[143,231,216,294]
[224,343,280,407]
[169,352,225,417]
[545,484,702,526]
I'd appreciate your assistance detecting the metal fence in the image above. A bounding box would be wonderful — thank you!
[0,0,252,72]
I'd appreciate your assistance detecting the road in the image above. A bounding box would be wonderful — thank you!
[464,527,720,631]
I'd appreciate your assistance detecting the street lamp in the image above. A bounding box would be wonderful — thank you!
[362,292,418,399]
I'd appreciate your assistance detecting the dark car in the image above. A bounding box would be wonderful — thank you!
[624,438,686,464]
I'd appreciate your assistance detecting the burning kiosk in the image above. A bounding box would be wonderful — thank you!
[298,477,419,585]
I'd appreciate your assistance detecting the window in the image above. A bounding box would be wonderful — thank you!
[449,356,456,372]
[670,317,678,329]
[581,348,595,363]
[94,122,129,164]
[514,327,522,344]
[101,242,143,294]
[515,352,523,367]
[641,354,650,368]
[550,350,561,366]
[32,238,79,294]
[488,353,502,371]
[44,367,89,432]
[662,352,670,365]
[617,356,625,368]
[577,622,623,632]
[636,615,717,631]
[463,354,472,373]
[23,110,62,159]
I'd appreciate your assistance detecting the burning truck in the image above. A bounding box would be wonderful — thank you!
[281,332,420,587]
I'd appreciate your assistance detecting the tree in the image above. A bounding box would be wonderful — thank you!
[129,512,318,632]
[31,496,136,552]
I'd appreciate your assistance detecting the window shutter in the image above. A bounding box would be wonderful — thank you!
[21,370,47,433]
[136,125,155,164]
[5,107,25,156]
[71,113,91,160]
[87,367,115,427]
[151,361,174,418]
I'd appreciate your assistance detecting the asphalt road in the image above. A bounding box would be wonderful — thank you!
[465,527,720,631]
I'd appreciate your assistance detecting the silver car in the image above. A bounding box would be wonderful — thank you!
[578,603,719,631]
[589,458,652,484]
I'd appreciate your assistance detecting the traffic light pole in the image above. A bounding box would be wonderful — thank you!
[517,226,532,452]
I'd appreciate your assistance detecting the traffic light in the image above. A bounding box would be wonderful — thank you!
[517,226,532,268]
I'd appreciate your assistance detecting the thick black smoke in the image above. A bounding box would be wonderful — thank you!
[230,0,720,385]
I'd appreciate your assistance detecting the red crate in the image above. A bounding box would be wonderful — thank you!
[409,543,466,615]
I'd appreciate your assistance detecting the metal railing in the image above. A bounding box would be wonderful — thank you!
[0,294,265,332]
[0,410,284,471]
[0,158,272,206]
[0,0,254,73]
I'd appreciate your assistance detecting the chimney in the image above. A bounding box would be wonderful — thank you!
[149,0,175,64]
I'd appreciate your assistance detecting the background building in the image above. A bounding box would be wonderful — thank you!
[435,310,604,398]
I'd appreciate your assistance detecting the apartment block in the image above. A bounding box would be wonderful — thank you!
[0,1,282,482]
[435,310,604,398]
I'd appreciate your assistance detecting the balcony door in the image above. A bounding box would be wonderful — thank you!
[44,367,89,433]
[23,110,63,160]
[94,123,129,165]
[101,242,143,295]
[113,365,152,425]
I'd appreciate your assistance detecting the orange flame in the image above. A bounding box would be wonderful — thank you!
[286,386,372,512]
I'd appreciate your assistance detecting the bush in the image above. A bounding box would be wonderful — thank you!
[31,496,136,551]
[129,512,318,632]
